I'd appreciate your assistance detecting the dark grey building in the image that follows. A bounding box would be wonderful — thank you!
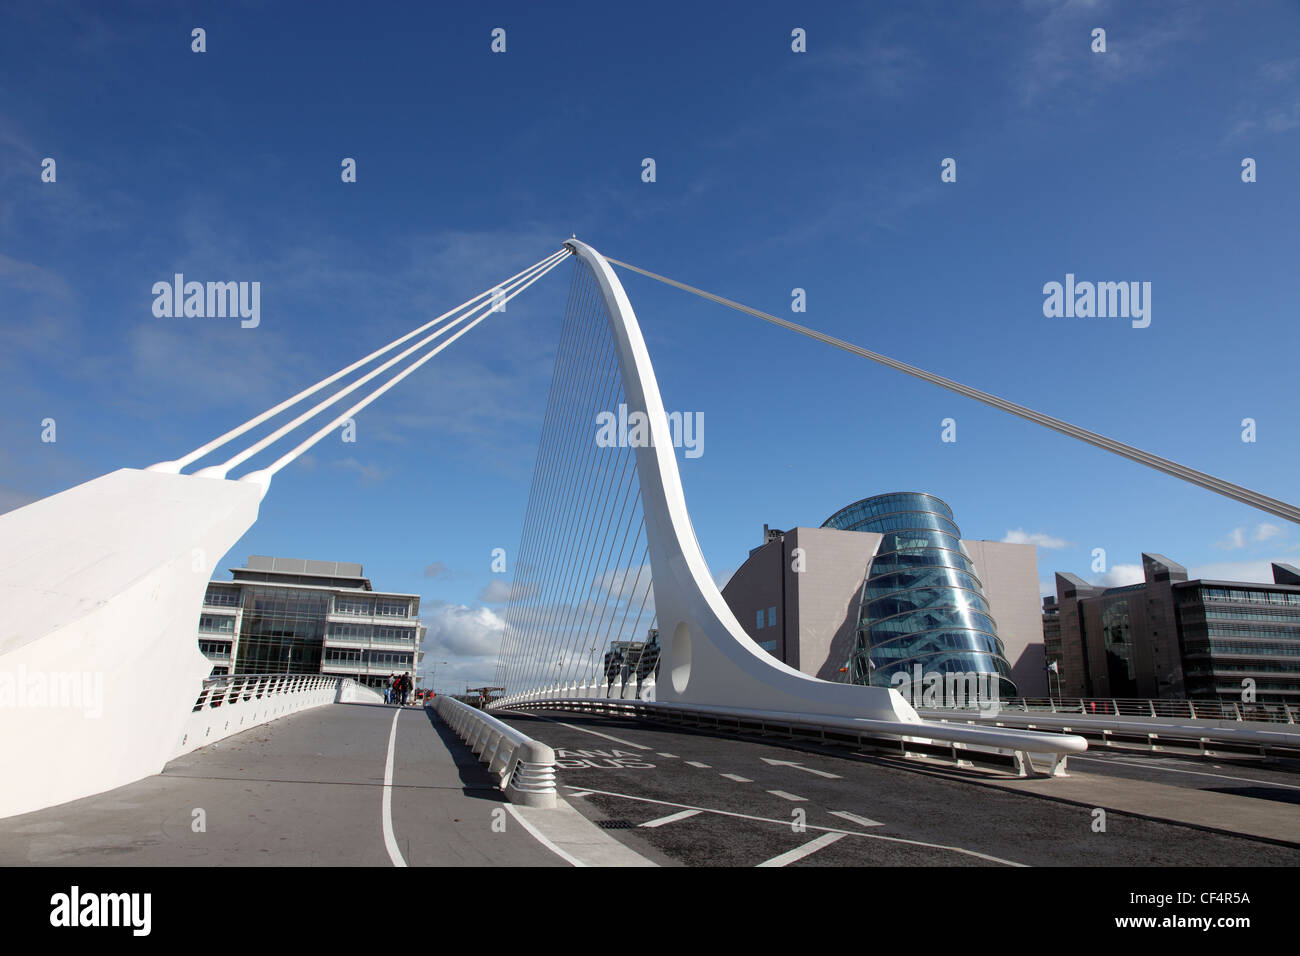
[1052,556,1300,705]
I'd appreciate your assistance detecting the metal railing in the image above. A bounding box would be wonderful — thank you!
[192,672,342,711]
[430,695,557,807]
[929,696,1297,724]
[492,696,1087,777]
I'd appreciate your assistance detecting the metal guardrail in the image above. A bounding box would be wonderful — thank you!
[930,696,1297,725]
[919,708,1300,761]
[491,696,1087,777]
[192,672,342,711]
[431,695,557,807]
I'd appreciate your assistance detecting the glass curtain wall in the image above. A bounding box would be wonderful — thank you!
[823,492,1017,703]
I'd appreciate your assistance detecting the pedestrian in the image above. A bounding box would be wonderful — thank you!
[400,672,412,706]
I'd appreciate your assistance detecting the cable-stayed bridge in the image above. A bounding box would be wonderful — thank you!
[1,239,1297,866]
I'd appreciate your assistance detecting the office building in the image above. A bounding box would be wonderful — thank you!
[1053,555,1300,704]
[197,555,424,689]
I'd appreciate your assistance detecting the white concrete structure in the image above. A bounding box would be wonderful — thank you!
[543,241,923,723]
[0,469,262,818]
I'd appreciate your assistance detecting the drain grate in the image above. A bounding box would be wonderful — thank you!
[597,819,637,829]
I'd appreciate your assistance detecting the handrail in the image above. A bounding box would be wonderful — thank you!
[925,696,1296,725]
[430,696,556,807]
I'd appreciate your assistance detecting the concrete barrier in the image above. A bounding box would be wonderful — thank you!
[430,696,556,807]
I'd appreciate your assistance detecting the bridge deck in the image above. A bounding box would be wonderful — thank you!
[0,703,564,866]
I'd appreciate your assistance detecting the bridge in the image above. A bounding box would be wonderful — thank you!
[1,240,1297,868]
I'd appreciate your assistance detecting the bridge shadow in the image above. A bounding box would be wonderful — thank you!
[422,707,508,802]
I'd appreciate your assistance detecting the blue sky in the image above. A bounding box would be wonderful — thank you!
[2,1,1297,691]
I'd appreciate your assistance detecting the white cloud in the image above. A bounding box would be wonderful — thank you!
[1002,528,1070,549]
[1188,558,1290,585]
[1215,527,1247,551]
[1254,523,1282,543]
[423,561,451,579]
[331,456,387,484]
[422,602,504,658]
[1091,563,1144,588]
[477,579,513,603]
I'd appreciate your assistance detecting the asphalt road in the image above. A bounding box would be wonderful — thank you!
[498,709,1300,867]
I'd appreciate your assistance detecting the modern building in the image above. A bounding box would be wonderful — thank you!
[1042,595,1062,693]
[197,555,424,689]
[1053,556,1300,705]
[721,492,1048,703]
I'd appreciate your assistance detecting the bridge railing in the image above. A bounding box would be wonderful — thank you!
[927,696,1296,724]
[178,672,377,758]
[492,695,1087,777]
[430,695,557,807]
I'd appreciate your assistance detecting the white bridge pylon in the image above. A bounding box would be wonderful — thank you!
[0,250,569,819]
[495,240,922,722]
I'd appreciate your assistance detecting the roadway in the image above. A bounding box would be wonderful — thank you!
[496,709,1300,867]
[0,702,566,866]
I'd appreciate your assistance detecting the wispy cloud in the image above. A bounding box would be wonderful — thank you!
[1003,527,1071,549]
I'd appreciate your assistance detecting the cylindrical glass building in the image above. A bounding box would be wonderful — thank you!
[822,492,1017,702]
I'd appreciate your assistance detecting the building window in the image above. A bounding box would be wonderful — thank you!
[199,614,235,634]
[756,610,764,630]
[767,606,777,628]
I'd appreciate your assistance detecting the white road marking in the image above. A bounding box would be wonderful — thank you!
[657,753,679,758]
[767,790,807,802]
[1072,755,1300,791]
[829,810,885,828]
[505,805,585,867]
[564,786,1026,866]
[639,809,702,828]
[686,761,712,768]
[761,757,842,779]
[381,708,407,867]
[757,832,846,867]
[568,790,593,798]
[720,773,753,783]
[535,717,652,751]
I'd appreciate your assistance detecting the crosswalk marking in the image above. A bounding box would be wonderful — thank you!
[720,773,753,783]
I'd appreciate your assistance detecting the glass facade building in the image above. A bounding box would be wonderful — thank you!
[823,492,1017,701]
[197,555,424,689]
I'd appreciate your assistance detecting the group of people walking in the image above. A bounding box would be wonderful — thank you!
[385,672,414,705]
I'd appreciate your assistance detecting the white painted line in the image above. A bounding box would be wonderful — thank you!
[686,761,712,769]
[1072,755,1300,791]
[767,790,807,802]
[567,790,593,798]
[761,757,842,779]
[639,809,702,828]
[381,708,407,867]
[757,832,845,867]
[720,773,753,783]
[535,716,652,751]
[829,810,885,828]
[505,804,585,867]
[656,752,679,758]
[565,785,1025,866]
